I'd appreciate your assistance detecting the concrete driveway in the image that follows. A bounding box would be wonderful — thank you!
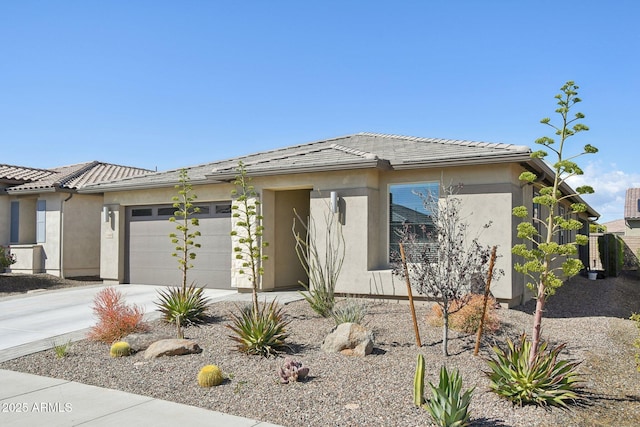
[0,284,236,362]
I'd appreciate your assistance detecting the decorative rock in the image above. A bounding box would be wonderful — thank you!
[122,332,173,352]
[143,339,202,359]
[321,322,374,356]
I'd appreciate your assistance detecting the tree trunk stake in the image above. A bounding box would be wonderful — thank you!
[399,243,422,347]
[474,245,497,356]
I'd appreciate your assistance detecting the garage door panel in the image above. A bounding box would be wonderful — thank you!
[127,204,232,289]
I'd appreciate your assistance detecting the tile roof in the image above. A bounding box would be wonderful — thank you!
[82,132,532,191]
[2,161,151,194]
[0,164,56,183]
[625,188,640,219]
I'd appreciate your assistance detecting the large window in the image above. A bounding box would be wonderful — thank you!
[389,182,439,259]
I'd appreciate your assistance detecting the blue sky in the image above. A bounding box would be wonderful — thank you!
[1,1,638,223]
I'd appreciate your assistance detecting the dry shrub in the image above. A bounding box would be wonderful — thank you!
[87,287,149,343]
[427,294,500,334]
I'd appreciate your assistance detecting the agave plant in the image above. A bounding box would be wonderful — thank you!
[484,333,583,408]
[330,298,368,326]
[226,299,290,358]
[424,365,474,427]
[155,283,210,325]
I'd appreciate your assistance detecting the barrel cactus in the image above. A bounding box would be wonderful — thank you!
[110,341,131,357]
[197,365,224,387]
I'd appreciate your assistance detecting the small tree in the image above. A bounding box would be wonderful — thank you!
[394,183,495,356]
[169,168,201,292]
[512,81,597,364]
[231,161,268,314]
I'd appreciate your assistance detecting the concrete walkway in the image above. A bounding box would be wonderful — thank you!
[0,284,301,426]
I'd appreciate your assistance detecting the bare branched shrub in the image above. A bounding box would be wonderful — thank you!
[392,183,499,356]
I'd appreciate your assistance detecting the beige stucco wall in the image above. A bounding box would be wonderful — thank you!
[62,194,103,277]
[626,220,640,236]
[97,162,556,307]
[0,189,10,245]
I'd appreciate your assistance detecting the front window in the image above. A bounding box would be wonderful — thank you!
[389,182,439,259]
[36,200,46,243]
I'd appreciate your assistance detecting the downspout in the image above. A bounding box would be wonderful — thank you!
[59,193,73,279]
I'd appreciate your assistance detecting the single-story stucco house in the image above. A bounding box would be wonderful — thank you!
[80,132,599,307]
[0,161,151,277]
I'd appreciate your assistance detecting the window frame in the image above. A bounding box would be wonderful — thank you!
[388,181,439,262]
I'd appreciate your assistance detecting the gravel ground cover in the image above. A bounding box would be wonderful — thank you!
[2,273,640,426]
[0,273,101,296]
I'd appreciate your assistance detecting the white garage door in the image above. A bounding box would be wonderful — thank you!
[126,202,232,289]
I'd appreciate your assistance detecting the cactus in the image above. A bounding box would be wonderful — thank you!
[197,365,224,387]
[110,341,131,357]
[278,357,309,384]
[414,353,425,406]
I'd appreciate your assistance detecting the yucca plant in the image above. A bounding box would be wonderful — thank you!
[424,365,474,427]
[226,299,290,358]
[331,298,368,326]
[484,333,583,407]
[155,283,209,324]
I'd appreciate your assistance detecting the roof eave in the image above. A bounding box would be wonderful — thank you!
[205,159,391,181]
[4,187,74,196]
[78,177,218,194]
[393,153,533,170]
[527,158,601,220]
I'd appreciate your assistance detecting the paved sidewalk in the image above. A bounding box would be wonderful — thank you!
[0,284,300,427]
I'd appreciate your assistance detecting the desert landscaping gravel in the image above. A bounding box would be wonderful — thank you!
[2,273,640,427]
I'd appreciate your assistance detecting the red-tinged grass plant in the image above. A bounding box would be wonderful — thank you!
[428,294,501,335]
[88,287,149,343]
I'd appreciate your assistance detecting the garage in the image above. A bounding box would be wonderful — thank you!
[125,202,232,289]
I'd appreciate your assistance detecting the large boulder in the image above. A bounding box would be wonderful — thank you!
[321,322,375,356]
[122,332,173,353]
[143,339,202,359]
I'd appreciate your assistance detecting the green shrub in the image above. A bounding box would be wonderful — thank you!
[197,365,224,387]
[155,284,210,325]
[484,333,582,407]
[109,341,131,357]
[226,299,290,358]
[425,365,474,427]
[0,245,17,269]
[52,340,72,359]
[331,299,368,325]
[631,313,640,372]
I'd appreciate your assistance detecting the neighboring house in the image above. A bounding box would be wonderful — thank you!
[0,161,151,278]
[625,188,640,236]
[81,132,599,307]
[623,188,640,260]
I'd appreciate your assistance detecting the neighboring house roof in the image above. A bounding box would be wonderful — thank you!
[81,132,533,191]
[601,218,626,234]
[0,164,56,184]
[625,188,640,220]
[1,161,151,194]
